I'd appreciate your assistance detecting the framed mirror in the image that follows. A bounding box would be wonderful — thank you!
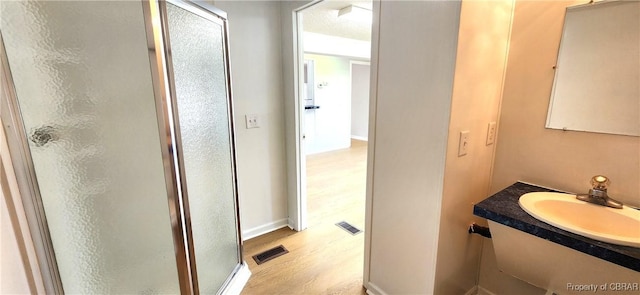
[546,0,639,136]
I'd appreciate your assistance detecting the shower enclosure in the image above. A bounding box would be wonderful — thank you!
[0,0,247,294]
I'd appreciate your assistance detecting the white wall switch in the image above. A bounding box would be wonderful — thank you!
[486,122,497,145]
[245,114,259,129]
[458,130,470,157]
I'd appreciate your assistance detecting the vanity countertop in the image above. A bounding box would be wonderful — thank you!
[473,181,640,272]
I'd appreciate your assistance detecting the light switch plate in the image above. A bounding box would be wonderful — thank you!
[486,122,497,145]
[458,131,470,157]
[245,114,259,129]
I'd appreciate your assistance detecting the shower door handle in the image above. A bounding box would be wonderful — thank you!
[30,125,58,147]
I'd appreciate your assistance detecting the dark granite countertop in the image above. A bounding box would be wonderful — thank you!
[473,181,640,272]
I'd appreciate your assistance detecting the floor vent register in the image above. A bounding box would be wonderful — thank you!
[336,221,362,235]
[252,245,289,265]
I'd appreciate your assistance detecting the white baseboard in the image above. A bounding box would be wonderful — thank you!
[351,135,368,141]
[365,282,389,295]
[222,262,251,295]
[288,218,294,230]
[242,218,289,241]
[477,286,498,295]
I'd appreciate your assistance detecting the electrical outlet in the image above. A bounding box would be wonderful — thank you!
[486,122,497,145]
[458,131,470,157]
[245,114,259,129]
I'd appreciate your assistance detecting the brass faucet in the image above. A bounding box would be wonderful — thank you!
[576,175,623,209]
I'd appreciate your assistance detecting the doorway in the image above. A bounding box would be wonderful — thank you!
[295,0,373,233]
[227,1,375,293]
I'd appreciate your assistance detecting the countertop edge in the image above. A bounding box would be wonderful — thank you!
[473,182,640,272]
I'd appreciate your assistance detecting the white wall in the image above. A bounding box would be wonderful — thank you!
[350,63,369,141]
[303,32,371,59]
[302,30,371,152]
[434,0,514,294]
[303,54,352,154]
[482,0,640,293]
[213,1,289,239]
[364,1,462,294]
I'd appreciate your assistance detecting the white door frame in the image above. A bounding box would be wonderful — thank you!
[287,0,380,290]
[288,0,323,232]
[349,61,371,142]
[288,1,375,232]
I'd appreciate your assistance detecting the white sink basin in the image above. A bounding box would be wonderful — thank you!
[519,192,640,247]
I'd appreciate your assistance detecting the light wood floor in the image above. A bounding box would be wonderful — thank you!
[240,140,368,295]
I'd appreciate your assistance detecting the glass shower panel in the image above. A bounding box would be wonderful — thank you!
[0,1,180,293]
[165,3,240,293]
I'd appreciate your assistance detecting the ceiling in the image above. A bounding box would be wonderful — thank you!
[301,0,373,42]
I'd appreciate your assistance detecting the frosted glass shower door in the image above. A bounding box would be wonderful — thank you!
[0,1,181,294]
[164,2,242,293]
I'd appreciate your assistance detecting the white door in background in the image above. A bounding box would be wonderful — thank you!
[351,62,371,141]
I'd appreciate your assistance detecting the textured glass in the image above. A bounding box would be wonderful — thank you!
[166,4,240,294]
[0,1,180,294]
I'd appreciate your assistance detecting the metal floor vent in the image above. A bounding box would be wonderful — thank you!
[252,245,289,265]
[336,221,362,235]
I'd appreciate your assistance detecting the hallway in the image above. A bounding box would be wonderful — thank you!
[241,140,367,294]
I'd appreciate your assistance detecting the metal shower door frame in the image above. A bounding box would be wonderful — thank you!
[153,0,244,294]
[0,31,64,295]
